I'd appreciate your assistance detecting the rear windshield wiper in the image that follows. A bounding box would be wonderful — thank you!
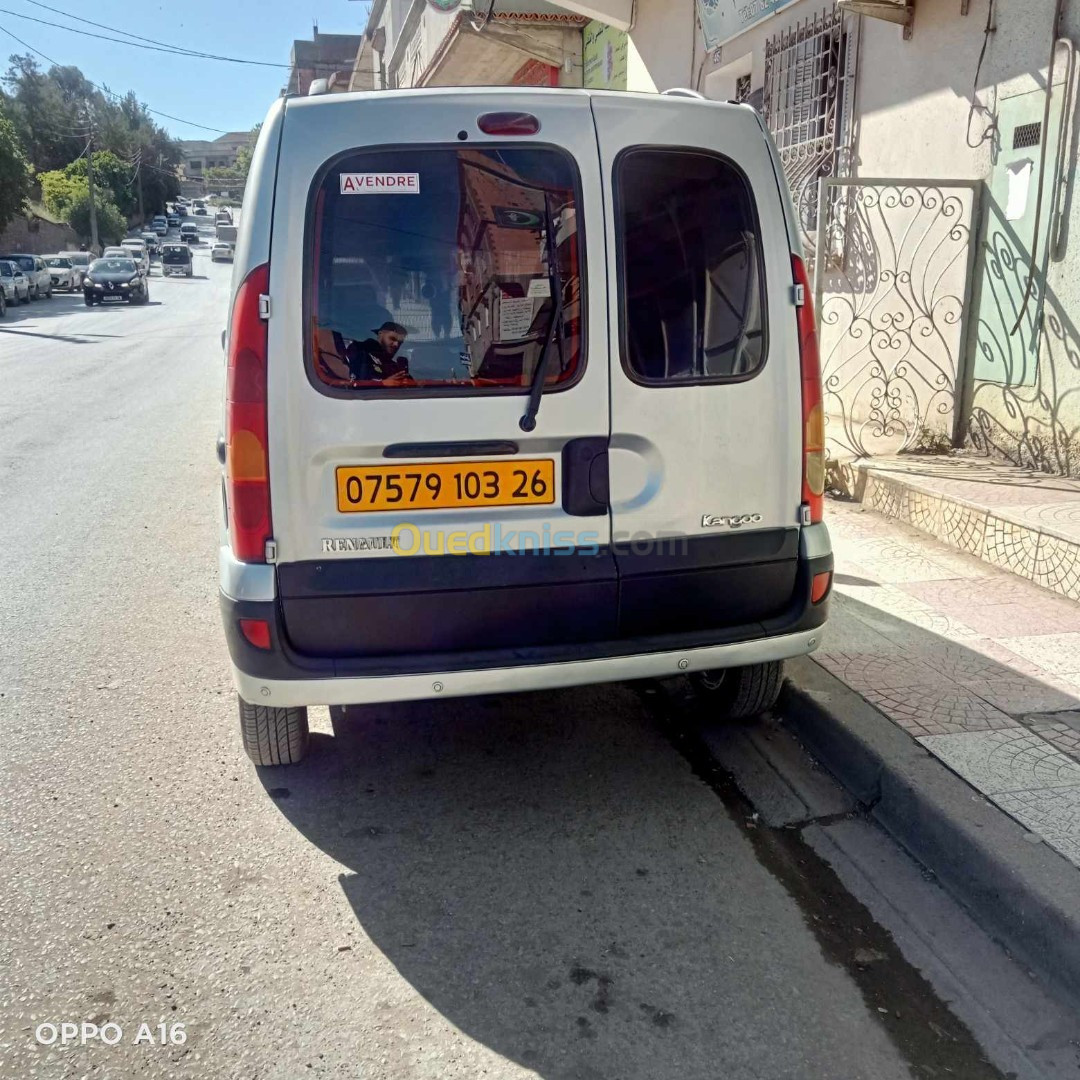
[519,194,564,433]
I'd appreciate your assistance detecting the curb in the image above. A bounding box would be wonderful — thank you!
[780,655,1080,1006]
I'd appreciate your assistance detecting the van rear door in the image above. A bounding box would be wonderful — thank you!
[268,90,613,659]
[592,95,804,637]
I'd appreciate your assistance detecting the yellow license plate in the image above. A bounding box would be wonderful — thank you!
[336,459,556,513]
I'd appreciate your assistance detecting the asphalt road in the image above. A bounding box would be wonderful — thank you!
[0,225,1070,1079]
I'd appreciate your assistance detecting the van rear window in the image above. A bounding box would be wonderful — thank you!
[616,148,766,384]
[308,147,582,393]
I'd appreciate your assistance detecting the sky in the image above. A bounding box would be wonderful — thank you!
[0,0,372,139]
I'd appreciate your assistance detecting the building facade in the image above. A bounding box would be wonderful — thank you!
[179,132,253,178]
[364,0,585,91]
[287,30,366,95]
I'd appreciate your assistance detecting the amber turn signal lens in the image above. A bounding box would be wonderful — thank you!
[811,572,832,604]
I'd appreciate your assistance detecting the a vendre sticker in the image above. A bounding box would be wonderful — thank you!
[339,173,420,194]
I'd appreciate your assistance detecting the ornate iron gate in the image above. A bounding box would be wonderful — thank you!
[813,177,981,460]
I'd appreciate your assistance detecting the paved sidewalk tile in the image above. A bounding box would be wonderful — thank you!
[1026,715,1080,764]
[899,580,1080,637]
[993,788,1080,865]
[999,633,1080,677]
[918,729,1080,792]
[826,495,1080,866]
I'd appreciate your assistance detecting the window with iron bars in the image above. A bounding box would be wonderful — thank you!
[763,6,857,251]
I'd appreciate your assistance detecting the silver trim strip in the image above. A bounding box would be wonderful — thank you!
[800,521,832,561]
[231,628,824,708]
[219,546,276,602]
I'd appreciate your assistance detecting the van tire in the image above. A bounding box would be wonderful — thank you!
[239,699,309,766]
[691,661,784,720]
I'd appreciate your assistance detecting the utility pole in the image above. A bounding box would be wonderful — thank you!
[84,106,99,253]
[135,149,145,225]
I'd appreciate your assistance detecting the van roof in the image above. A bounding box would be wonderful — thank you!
[281,85,751,115]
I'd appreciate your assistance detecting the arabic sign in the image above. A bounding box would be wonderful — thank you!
[697,0,800,49]
[583,20,627,91]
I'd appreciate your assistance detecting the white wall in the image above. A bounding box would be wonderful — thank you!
[625,0,695,92]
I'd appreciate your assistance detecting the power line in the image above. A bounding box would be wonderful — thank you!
[0,24,228,132]
[1,5,293,68]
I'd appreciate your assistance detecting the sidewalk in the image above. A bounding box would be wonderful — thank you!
[848,454,1080,601]
[817,495,1080,868]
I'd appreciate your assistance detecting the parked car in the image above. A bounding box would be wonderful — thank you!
[59,251,91,287]
[120,239,150,274]
[211,241,234,262]
[179,223,200,243]
[0,259,30,304]
[217,89,833,766]
[0,253,51,299]
[83,257,149,305]
[43,255,76,291]
[161,242,193,277]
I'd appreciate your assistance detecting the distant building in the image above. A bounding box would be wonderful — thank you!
[287,28,366,95]
[179,132,252,178]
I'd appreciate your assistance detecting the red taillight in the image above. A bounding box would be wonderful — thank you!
[793,254,825,523]
[477,111,541,136]
[811,571,832,604]
[239,618,272,650]
[226,263,271,562]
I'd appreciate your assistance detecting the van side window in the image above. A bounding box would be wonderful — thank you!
[616,148,766,385]
[307,147,583,394]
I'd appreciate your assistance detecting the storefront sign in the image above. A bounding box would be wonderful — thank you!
[583,20,627,91]
[697,0,800,49]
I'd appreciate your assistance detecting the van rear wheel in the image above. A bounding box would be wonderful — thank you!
[691,661,784,719]
[238,698,309,766]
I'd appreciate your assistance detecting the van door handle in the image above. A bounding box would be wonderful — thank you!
[216,435,226,465]
[562,437,608,516]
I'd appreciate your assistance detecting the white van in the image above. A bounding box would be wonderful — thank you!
[219,87,832,766]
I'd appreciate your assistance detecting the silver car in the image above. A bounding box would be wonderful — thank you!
[59,251,91,288]
[0,253,51,299]
[0,259,30,304]
[44,255,76,291]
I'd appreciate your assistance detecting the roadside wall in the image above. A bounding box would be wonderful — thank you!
[0,214,79,255]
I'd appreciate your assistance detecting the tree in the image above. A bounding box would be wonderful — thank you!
[68,194,125,245]
[39,168,87,218]
[65,150,138,217]
[0,107,31,230]
[233,123,261,180]
[1,53,185,214]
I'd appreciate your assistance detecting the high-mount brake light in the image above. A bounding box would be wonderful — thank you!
[792,254,824,524]
[225,263,272,563]
[477,112,541,136]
